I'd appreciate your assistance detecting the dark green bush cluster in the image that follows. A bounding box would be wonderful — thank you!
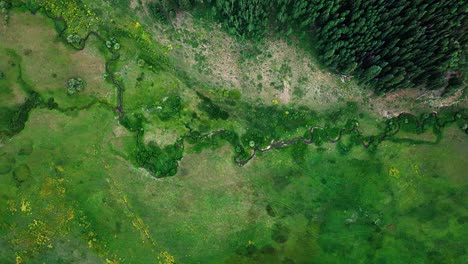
[196,92,229,120]
[309,128,327,147]
[66,34,81,45]
[0,108,14,137]
[120,113,145,132]
[12,164,31,186]
[219,130,252,162]
[398,113,421,134]
[46,97,59,110]
[241,128,268,149]
[185,131,221,152]
[16,0,39,12]
[135,140,184,177]
[0,0,11,9]
[8,92,42,135]
[0,154,14,175]
[120,113,184,177]
[156,95,182,121]
[0,0,11,25]
[290,142,307,164]
[147,0,201,21]
[67,77,86,95]
[105,38,121,51]
[241,104,316,146]
[443,75,465,96]
[185,128,251,164]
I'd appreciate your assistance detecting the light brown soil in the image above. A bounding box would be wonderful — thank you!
[134,10,466,118]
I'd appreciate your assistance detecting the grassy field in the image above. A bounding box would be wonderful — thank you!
[0,3,466,264]
[0,12,114,110]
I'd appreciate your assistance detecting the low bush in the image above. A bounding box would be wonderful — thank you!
[156,95,182,121]
[8,92,42,135]
[67,77,86,95]
[196,92,229,120]
[135,140,184,177]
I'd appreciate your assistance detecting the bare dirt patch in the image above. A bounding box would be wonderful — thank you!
[370,88,467,118]
[137,10,465,117]
[144,12,364,111]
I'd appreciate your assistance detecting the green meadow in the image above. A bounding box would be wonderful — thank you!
[0,1,466,263]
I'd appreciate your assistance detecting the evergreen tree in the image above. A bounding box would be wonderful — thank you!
[148,0,467,93]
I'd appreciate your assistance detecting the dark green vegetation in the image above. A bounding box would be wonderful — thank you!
[147,0,199,21]
[0,0,467,263]
[66,77,86,95]
[146,0,466,94]
[5,92,42,136]
[312,0,466,93]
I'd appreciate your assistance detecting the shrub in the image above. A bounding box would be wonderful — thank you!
[13,164,31,185]
[137,59,146,67]
[66,34,81,44]
[46,98,59,109]
[106,38,120,50]
[0,0,10,19]
[9,92,42,135]
[157,95,182,121]
[291,142,307,164]
[147,0,200,21]
[0,1,10,9]
[135,140,184,177]
[241,128,267,148]
[119,113,144,131]
[67,77,86,95]
[0,155,14,175]
[196,92,229,120]
[398,114,420,134]
[442,76,464,96]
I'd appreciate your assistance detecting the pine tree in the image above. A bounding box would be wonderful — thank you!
[151,0,467,93]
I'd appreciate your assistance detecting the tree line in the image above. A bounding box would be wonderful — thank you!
[146,0,466,93]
